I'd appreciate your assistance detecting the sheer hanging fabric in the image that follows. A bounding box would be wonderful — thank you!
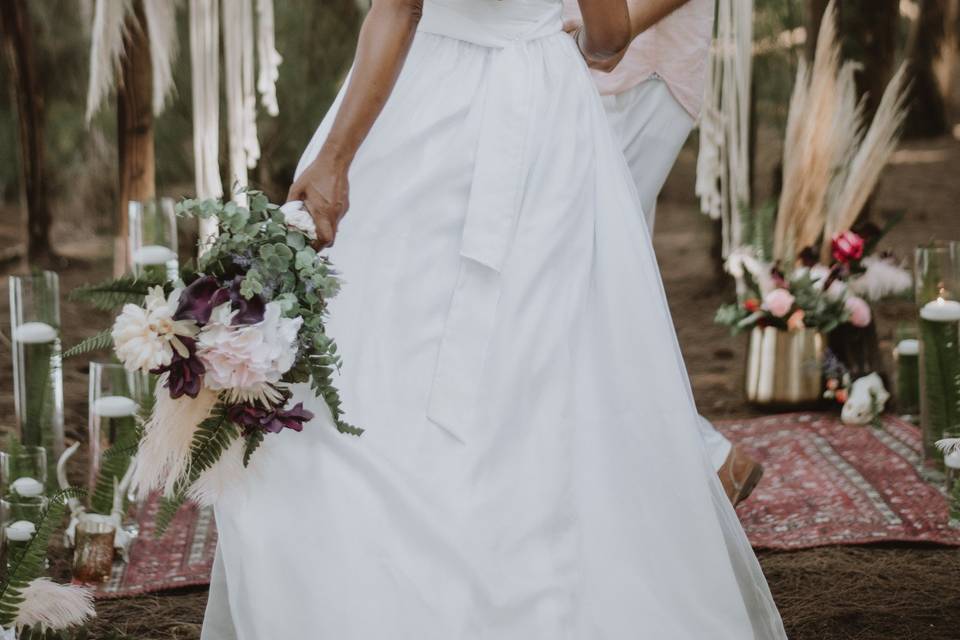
[203,2,786,638]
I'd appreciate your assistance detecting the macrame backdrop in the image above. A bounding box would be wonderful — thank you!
[86,0,282,246]
[695,0,754,258]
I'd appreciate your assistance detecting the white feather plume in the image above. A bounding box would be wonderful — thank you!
[849,256,912,301]
[937,438,960,455]
[143,0,181,115]
[86,0,132,122]
[187,436,245,506]
[14,579,95,631]
[131,380,218,501]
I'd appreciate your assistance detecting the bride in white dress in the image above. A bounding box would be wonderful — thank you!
[202,1,787,638]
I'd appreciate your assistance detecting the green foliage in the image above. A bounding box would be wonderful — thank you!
[89,416,140,515]
[63,329,113,359]
[740,201,777,262]
[154,405,238,537]
[242,430,265,468]
[921,320,960,459]
[0,488,86,628]
[69,275,169,312]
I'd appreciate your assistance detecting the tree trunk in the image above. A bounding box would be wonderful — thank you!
[0,0,54,266]
[115,1,155,276]
[838,0,899,117]
[904,0,950,138]
[805,0,830,61]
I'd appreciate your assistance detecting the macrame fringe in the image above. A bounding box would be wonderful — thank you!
[142,0,180,115]
[85,0,131,122]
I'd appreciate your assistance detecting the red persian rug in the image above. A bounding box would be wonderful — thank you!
[91,495,217,599]
[93,412,959,598]
[717,412,960,550]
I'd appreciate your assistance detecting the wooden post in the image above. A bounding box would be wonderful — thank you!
[0,0,53,267]
[838,0,899,117]
[904,0,950,138]
[115,1,156,276]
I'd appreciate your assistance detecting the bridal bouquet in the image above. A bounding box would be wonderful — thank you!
[72,191,358,530]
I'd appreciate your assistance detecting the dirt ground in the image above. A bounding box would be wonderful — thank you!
[1,117,960,640]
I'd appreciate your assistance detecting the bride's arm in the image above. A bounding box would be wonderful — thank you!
[288,0,424,247]
[575,0,631,67]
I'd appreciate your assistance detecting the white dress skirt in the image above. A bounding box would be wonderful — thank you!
[203,1,786,638]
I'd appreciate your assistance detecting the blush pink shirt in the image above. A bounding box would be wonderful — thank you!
[562,0,715,119]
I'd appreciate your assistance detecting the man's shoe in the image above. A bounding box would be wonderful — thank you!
[718,445,764,507]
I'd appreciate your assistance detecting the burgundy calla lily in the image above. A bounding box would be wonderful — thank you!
[228,401,314,434]
[175,275,226,324]
[152,337,206,399]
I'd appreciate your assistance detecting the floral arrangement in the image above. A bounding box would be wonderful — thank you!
[716,221,911,336]
[70,191,359,531]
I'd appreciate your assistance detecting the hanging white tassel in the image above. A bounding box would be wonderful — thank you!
[256,0,281,117]
[222,0,254,195]
[13,579,95,632]
[85,0,132,122]
[130,381,219,500]
[191,0,223,250]
[142,0,180,116]
[695,0,754,258]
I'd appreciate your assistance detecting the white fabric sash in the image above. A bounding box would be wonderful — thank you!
[420,2,565,442]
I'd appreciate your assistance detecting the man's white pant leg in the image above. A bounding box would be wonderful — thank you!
[603,78,733,471]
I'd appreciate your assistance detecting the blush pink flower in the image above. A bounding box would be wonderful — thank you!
[763,288,795,318]
[845,296,873,328]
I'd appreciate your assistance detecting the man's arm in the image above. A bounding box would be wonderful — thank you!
[626,0,691,39]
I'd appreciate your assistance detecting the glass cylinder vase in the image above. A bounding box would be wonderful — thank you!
[916,243,960,465]
[88,362,140,509]
[128,198,179,281]
[894,324,920,419]
[0,446,47,496]
[9,271,64,458]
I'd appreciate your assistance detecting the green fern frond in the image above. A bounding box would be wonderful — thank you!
[309,362,363,436]
[242,430,264,468]
[70,275,167,311]
[90,416,139,515]
[63,329,113,359]
[153,494,186,537]
[0,488,86,627]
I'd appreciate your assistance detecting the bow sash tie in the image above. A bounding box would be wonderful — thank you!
[418,4,565,442]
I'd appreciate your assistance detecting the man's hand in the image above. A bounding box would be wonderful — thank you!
[286,152,350,249]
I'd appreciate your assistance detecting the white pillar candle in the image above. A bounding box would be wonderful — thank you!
[132,245,178,266]
[5,520,36,542]
[92,395,138,418]
[10,477,44,498]
[12,321,57,344]
[895,339,919,357]
[920,298,960,322]
[946,450,960,470]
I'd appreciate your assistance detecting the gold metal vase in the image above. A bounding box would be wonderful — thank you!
[745,327,825,406]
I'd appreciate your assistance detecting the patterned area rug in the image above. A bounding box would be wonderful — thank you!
[718,413,960,550]
[91,494,217,600]
[92,412,959,598]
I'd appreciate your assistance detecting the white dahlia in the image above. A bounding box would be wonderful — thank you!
[196,301,303,404]
[112,286,197,372]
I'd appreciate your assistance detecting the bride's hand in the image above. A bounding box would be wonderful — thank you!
[286,152,350,248]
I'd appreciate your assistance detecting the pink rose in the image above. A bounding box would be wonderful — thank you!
[845,295,872,328]
[763,288,795,318]
[832,231,865,264]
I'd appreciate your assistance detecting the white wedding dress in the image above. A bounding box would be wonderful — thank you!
[203,1,786,638]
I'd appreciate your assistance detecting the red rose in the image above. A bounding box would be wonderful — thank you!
[831,231,865,264]
[744,298,761,313]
